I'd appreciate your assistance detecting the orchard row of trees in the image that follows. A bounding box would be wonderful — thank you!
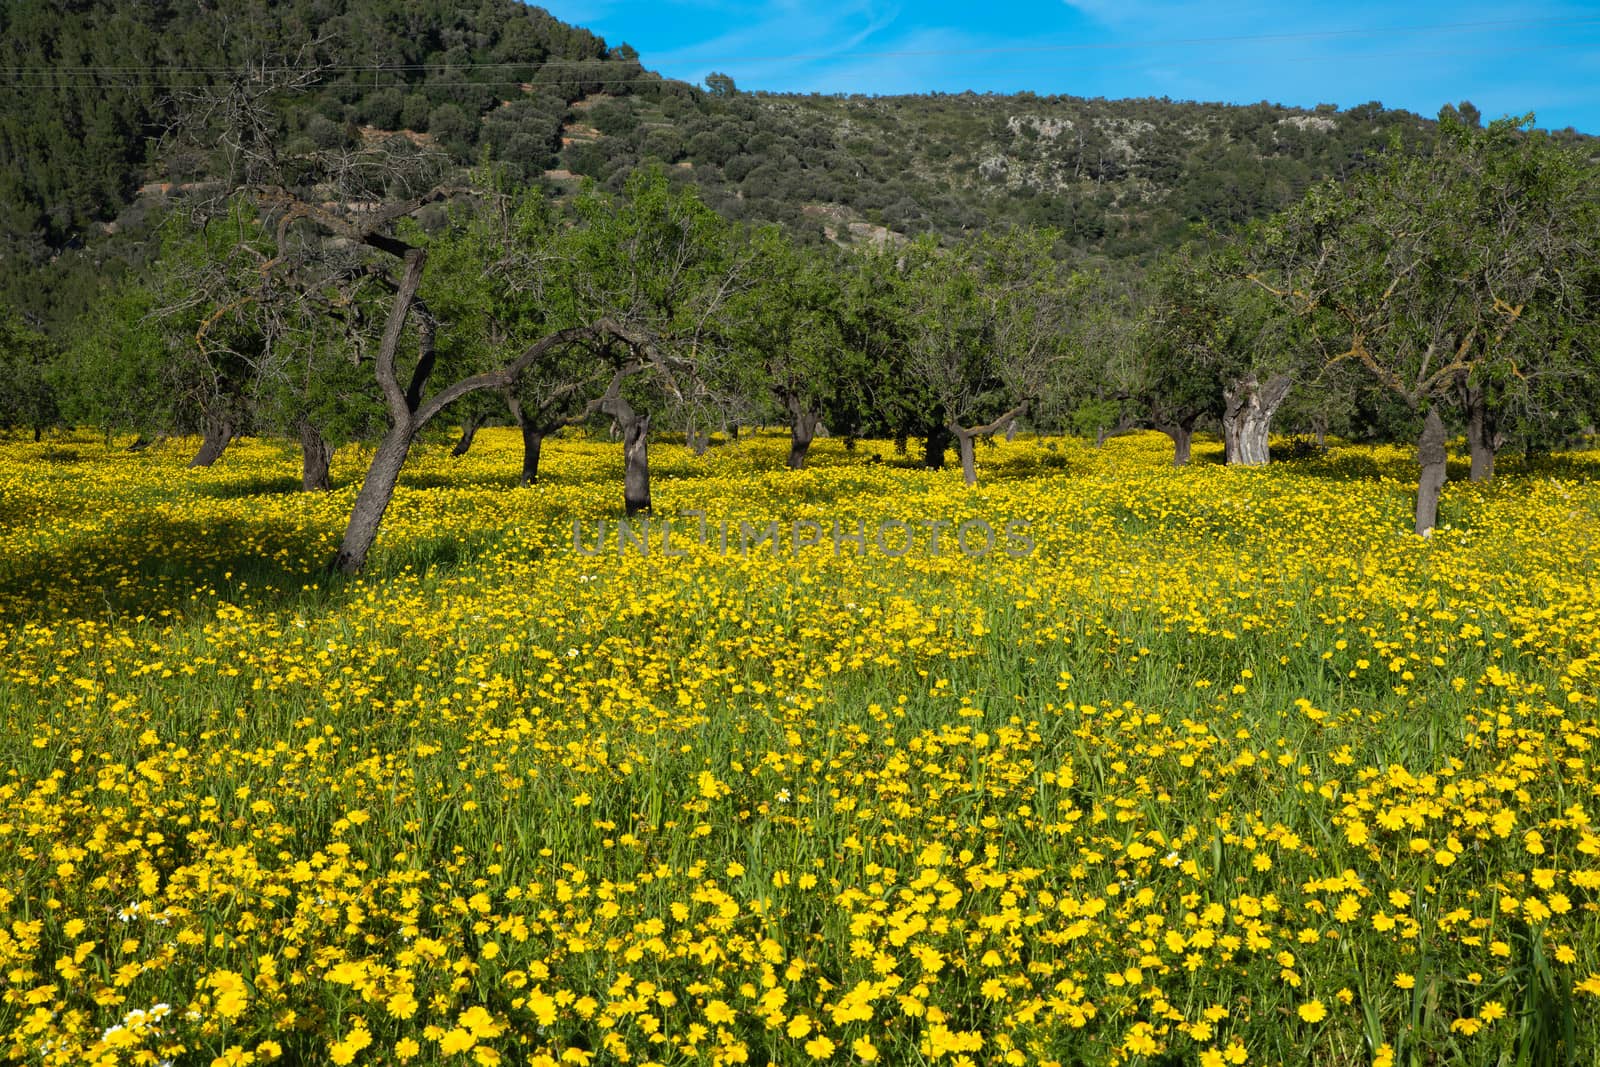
[2,113,1597,570]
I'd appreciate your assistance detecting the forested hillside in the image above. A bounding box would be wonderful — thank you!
[8,0,1571,328]
[0,0,631,320]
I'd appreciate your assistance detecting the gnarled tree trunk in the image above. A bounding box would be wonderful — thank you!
[504,392,545,486]
[332,251,430,575]
[687,426,710,456]
[1223,373,1293,466]
[601,394,652,516]
[520,426,545,486]
[1462,385,1499,483]
[333,422,415,573]
[787,408,820,470]
[954,429,977,486]
[950,403,1028,487]
[189,418,234,468]
[621,415,651,515]
[1157,417,1196,467]
[1415,407,1447,536]
[298,420,332,491]
[451,413,487,458]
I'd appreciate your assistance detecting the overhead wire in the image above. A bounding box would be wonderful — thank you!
[3,38,1597,95]
[0,11,1596,84]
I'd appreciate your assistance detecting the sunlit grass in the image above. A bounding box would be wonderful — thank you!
[1,428,1597,1066]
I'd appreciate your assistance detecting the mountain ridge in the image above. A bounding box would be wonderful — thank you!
[4,0,1591,327]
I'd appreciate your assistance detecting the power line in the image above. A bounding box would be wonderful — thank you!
[0,58,647,76]
[660,14,1600,64]
[1,12,1596,79]
[3,39,1596,95]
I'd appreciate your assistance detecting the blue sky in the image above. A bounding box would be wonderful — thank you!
[538,1,1600,134]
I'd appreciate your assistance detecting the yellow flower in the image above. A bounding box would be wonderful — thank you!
[1297,1000,1327,1023]
[804,1035,836,1059]
[329,1025,371,1066]
[326,961,366,985]
[438,1028,477,1055]
[459,1005,503,1040]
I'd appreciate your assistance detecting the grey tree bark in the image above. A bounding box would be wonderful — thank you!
[520,425,545,485]
[1415,406,1448,535]
[334,422,415,572]
[451,414,487,458]
[1157,417,1196,466]
[1223,373,1294,466]
[188,418,234,468]
[298,419,332,491]
[601,394,652,516]
[786,402,821,470]
[954,430,978,486]
[332,250,430,575]
[1462,384,1499,482]
[504,363,648,488]
[950,402,1028,487]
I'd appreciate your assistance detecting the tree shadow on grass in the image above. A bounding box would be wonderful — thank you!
[972,449,1095,483]
[194,474,320,499]
[1278,447,1600,486]
[1274,449,1416,483]
[0,513,496,624]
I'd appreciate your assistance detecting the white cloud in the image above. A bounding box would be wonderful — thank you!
[643,1,905,89]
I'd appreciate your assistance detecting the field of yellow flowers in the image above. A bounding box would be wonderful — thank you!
[1,428,1598,1067]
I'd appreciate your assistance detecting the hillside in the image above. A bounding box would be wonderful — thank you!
[568,89,1440,254]
[4,1,1586,327]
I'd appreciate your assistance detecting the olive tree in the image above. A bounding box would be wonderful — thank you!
[1251,114,1600,532]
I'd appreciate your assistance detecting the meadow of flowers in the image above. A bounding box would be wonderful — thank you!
[1,429,1597,1067]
